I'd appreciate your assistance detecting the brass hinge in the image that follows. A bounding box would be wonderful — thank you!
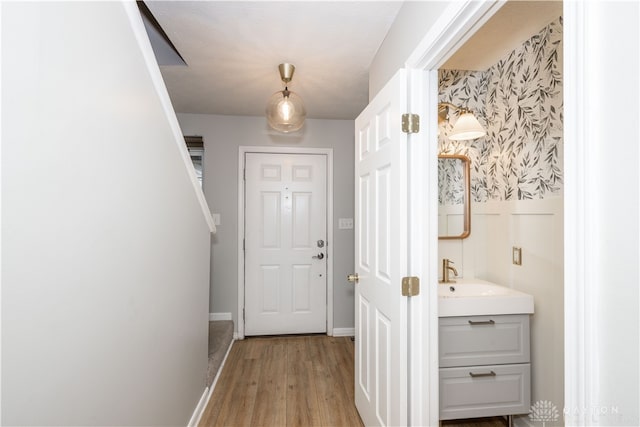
[401,114,420,133]
[402,276,420,297]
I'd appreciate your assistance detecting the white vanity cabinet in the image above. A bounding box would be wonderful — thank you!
[439,314,531,421]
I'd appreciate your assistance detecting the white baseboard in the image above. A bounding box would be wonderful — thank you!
[188,337,236,426]
[187,386,210,427]
[209,312,232,321]
[332,327,355,337]
[512,414,534,427]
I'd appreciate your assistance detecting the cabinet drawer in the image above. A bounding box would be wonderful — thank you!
[439,363,531,420]
[439,314,530,367]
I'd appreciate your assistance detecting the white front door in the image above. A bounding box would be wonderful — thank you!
[354,69,409,426]
[244,152,327,336]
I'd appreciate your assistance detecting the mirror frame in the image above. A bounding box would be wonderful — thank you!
[438,154,471,239]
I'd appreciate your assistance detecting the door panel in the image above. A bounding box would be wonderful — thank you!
[245,153,327,335]
[354,69,408,427]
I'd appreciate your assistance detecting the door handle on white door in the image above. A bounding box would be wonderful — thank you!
[312,253,324,260]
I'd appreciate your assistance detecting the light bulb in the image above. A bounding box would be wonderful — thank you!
[266,89,306,133]
[279,97,294,121]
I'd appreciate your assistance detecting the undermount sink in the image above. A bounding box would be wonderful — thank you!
[438,278,534,317]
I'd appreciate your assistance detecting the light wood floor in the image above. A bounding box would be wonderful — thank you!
[199,334,507,427]
[199,335,364,427]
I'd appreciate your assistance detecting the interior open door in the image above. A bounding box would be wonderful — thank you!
[352,69,409,426]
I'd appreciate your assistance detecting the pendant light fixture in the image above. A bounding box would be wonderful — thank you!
[266,63,306,133]
[438,102,486,141]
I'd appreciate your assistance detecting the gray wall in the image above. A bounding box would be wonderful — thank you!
[369,1,449,99]
[177,114,356,331]
[2,2,211,425]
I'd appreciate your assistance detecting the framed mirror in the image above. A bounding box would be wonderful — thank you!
[438,154,470,239]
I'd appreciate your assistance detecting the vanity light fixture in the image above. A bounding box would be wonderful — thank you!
[266,63,306,133]
[438,102,486,141]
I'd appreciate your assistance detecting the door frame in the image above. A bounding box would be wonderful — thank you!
[404,1,588,425]
[400,1,513,425]
[237,146,334,340]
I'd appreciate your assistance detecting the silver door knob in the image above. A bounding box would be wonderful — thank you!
[347,273,359,283]
[312,253,324,260]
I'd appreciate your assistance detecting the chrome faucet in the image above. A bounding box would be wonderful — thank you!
[440,258,458,283]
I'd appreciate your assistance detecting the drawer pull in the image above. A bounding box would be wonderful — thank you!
[468,319,495,325]
[469,370,496,378]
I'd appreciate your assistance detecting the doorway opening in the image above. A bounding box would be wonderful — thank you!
[436,6,564,426]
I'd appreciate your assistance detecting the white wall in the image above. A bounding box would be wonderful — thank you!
[176,114,356,332]
[565,1,639,425]
[2,2,211,425]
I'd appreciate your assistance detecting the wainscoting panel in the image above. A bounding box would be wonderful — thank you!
[438,198,563,419]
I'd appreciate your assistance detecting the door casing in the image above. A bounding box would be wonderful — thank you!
[401,1,509,425]
[237,146,334,339]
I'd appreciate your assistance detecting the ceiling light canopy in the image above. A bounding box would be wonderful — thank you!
[438,102,486,141]
[266,63,306,133]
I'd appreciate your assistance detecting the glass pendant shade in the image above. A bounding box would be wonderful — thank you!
[448,111,486,141]
[266,89,306,133]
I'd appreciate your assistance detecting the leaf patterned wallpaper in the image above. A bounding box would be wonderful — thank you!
[439,17,563,203]
[438,157,465,205]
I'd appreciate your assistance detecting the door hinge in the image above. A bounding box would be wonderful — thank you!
[243,168,246,180]
[243,238,245,251]
[401,114,420,133]
[402,276,420,297]
[243,308,245,321]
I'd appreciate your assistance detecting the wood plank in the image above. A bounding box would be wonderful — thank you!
[250,338,287,426]
[199,336,364,427]
[313,337,362,427]
[285,337,322,426]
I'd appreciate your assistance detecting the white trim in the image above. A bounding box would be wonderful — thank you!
[122,2,215,234]
[187,386,210,427]
[209,312,232,321]
[405,0,505,70]
[403,2,504,425]
[237,146,334,339]
[188,338,236,426]
[406,67,441,427]
[332,327,355,337]
[563,3,599,425]
[512,414,535,427]
[0,2,3,423]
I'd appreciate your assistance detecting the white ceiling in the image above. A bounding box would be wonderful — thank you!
[146,1,403,120]
[146,1,563,121]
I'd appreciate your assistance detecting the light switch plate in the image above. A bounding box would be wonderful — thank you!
[338,218,354,230]
[512,246,522,265]
[212,213,221,226]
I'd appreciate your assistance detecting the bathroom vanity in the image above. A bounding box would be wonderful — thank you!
[439,314,531,420]
[438,279,534,422]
